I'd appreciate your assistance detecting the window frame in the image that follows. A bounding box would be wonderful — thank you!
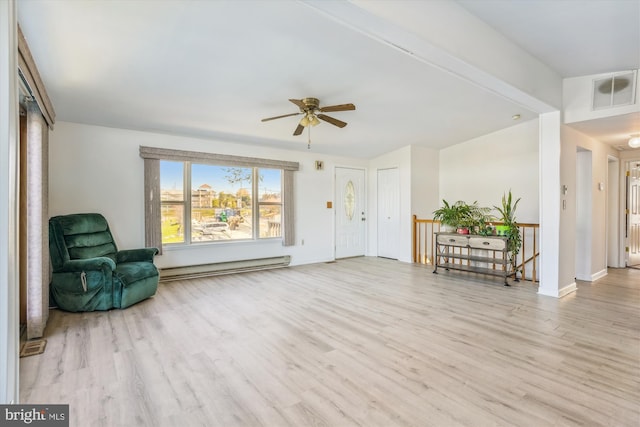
[140,146,299,253]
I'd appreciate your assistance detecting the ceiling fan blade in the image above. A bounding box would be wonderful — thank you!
[289,99,306,109]
[317,114,347,128]
[319,103,356,112]
[293,124,304,136]
[261,112,301,122]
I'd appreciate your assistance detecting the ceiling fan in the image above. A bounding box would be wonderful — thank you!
[261,97,356,136]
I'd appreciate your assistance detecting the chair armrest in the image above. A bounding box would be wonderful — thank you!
[116,248,159,263]
[61,257,116,272]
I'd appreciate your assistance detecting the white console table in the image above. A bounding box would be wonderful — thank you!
[433,232,517,286]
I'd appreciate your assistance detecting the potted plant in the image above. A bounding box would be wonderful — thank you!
[466,202,492,234]
[433,200,492,234]
[494,190,521,274]
[432,199,462,232]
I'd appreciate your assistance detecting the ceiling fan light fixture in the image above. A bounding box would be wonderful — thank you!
[262,97,356,140]
[300,113,320,127]
[629,136,640,148]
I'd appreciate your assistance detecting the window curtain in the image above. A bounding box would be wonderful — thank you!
[143,158,162,254]
[24,100,49,339]
[18,24,55,339]
[282,170,295,246]
[139,146,299,249]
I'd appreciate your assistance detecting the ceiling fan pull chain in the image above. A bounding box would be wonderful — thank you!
[308,126,311,149]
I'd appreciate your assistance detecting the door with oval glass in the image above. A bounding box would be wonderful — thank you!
[335,167,366,258]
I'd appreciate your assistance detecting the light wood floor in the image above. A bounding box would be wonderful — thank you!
[20,257,640,427]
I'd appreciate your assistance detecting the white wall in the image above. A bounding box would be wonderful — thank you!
[439,119,540,223]
[47,122,441,272]
[49,121,368,269]
[411,145,440,221]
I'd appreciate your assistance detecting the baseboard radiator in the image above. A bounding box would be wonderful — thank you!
[159,256,291,282]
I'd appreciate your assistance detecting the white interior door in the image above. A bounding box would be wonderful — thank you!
[335,167,366,258]
[377,168,399,259]
[627,162,640,267]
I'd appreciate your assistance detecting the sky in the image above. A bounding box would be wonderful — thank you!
[160,161,281,195]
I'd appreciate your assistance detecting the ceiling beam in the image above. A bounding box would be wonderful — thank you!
[301,0,560,114]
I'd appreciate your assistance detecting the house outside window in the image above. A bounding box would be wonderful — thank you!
[160,162,282,245]
[140,146,299,251]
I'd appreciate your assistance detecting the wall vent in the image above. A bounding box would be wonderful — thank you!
[592,71,637,110]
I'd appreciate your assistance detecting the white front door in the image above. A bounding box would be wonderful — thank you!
[335,167,366,258]
[628,162,640,267]
[377,168,399,259]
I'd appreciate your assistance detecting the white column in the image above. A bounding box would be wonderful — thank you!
[538,111,569,297]
[0,0,20,404]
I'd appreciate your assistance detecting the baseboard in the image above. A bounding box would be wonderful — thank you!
[538,281,577,298]
[576,269,608,282]
[590,269,608,281]
[558,282,578,298]
[159,256,291,282]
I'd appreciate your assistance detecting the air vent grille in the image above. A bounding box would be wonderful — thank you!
[592,71,636,110]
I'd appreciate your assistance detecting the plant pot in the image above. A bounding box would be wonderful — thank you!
[456,227,470,235]
[440,224,456,233]
[495,225,509,236]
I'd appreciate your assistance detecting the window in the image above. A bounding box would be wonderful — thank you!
[160,162,282,245]
[140,147,298,251]
[160,161,185,244]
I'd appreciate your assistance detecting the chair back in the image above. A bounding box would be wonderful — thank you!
[49,213,118,271]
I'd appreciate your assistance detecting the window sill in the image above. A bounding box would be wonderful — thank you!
[161,238,282,252]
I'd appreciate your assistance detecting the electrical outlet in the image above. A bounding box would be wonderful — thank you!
[301,239,304,246]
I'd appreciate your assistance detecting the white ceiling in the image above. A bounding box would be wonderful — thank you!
[457,0,640,78]
[17,0,640,158]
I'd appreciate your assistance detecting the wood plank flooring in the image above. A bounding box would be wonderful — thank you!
[20,257,640,427]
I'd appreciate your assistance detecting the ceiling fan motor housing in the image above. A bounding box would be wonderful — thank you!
[302,97,320,112]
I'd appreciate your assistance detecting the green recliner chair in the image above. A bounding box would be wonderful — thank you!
[49,213,159,312]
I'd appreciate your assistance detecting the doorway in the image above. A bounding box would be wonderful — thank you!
[606,156,621,267]
[335,167,366,259]
[627,161,640,268]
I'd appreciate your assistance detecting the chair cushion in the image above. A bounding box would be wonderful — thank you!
[114,261,158,286]
[53,213,118,261]
[66,231,117,260]
[57,213,110,235]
